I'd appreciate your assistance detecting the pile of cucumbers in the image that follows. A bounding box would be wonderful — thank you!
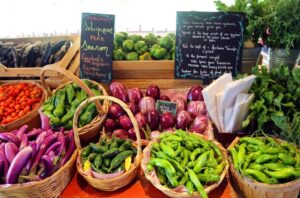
[147,130,227,198]
[42,80,102,130]
[80,136,137,174]
[229,136,300,184]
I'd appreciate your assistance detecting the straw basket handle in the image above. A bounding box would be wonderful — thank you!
[73,96,142,163]
[40,64,103,113]
[227,136,240,150]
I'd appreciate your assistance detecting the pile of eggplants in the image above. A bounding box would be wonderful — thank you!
[0,40,71,67]
[147,130,227,198]
[106,82,209,141]
[0,123,75,184]
[229,136,300,184]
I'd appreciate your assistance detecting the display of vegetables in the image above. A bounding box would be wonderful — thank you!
[113,32,175,61]
[0,123,75,184]
[108,82,209,140]
[243,65,300,146]
[146,130,227,197]
[0,40,71,67]
[42,80,102,130]
[0,82,43,125]
[80,136,137,177]
[229,136,300,184]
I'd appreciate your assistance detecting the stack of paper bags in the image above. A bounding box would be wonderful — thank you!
[202,73,256,133]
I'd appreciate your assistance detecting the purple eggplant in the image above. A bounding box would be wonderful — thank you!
[108,103,125,119]
[109,82,128,102]
[146,110,160,131]
[31,134,57,173]
[119,115,133,131]
[15,125,29,139]
[61,133,75,166]
[27,128,42,139]
[127,101,138,115]
[127,87,143,104]
[104,118,117,133]
[187,85,204,102]
[0,146,8,177]
[45,142,61,156]
[6,146,33,184]
[176,110,191,130]
[47,150,55,162]
[128,127,145,140]
[159,95,170,101]
[0,133,20,146]
[173,97,187,115]
[160,112,175,130]
[39,155,54,179]
[187,101,206,118]
[36,132,47,146]
[139,96,156,114]
[146,84,160,101]
[56,131,65,157]
[135,112,147,129]
[0,159,3,177]
[40,111,50,131]
[112,129,128,139]
[25,142,37,173]
[189,115,209,134]
[20,134,29,150]
[5,142,19,164]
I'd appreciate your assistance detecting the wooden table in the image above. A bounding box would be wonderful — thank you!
[60,172,237,198]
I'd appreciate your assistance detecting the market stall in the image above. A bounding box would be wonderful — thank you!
[0,0,300,197]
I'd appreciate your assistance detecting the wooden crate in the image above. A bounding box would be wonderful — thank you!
[112,60,202,89]
[0,35,80,79]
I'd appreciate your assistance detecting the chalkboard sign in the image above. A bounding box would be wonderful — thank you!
[156,100,177,116]
[175,12,245,80]
[80,13,115,83]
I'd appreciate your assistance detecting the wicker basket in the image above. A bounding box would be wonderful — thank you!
[228,137,300,198]
[141,132,229,198]
[0,149,77,198]
[40,64,109,141]
[73,95,142,191]
[0,81,45,132]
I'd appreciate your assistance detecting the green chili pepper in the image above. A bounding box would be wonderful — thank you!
[193,150,209,173]
[162,135,183,142]
[104,158,111,167]
[262,147,283,154]
[249,163,264,171]
[190,148,202,162]
[53,89,66,118]
[237,143,247,171]
[280,142,296,154]
[243,153,254,171]
[209,142,223,161]
[156,168,168,184]
[43,95,55,111]
[188,169,208,198]
[215,161,226,175]
[244,169,278,184]
[66,84,75,104]
[246,144,260,152]
[240,137,265,146]
[81,145,91,158]
[229,147,239,170]
[207,149,218,167]
[294,168,300,177]
[266,137,281,148]
[263,163,292,171]
[154,151,185,175]
[94,154,102,169]
[186,180,194,195]
[79,103,97,127]
[109,150,133,171]
[264,167,295,179]
[255,154,278,164]
[179,173,188,185]
[197,173,220,182]
[295,153,300,168]
[174,144,183,156]
[181,149,189,167]
[89,153,97,162]
[278,153,296,165]
[149,158,178,187]
[160,142,176,158]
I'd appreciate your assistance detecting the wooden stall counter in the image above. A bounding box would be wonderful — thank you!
[60,172,236,198]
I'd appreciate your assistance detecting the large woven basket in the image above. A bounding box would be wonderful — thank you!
[0,149,77,198]
[141,131,229,198]
[0,81,45,132]
[40,64,109,141]
[228,137,300,198]
[73,95,142,191]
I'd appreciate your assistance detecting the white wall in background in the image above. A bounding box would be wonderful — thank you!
[0,0,234,38]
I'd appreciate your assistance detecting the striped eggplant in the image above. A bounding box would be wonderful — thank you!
[5,142,19,164]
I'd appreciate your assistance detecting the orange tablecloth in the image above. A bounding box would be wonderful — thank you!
[60,172,236,198]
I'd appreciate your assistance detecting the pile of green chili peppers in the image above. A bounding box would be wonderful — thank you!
[229,136,300,184]
[42,80,102,130]
[147,130,227,198]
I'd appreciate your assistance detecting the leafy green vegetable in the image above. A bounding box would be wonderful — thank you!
[244,65,300,146]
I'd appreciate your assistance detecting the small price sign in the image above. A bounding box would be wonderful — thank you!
[156,100,177,116]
